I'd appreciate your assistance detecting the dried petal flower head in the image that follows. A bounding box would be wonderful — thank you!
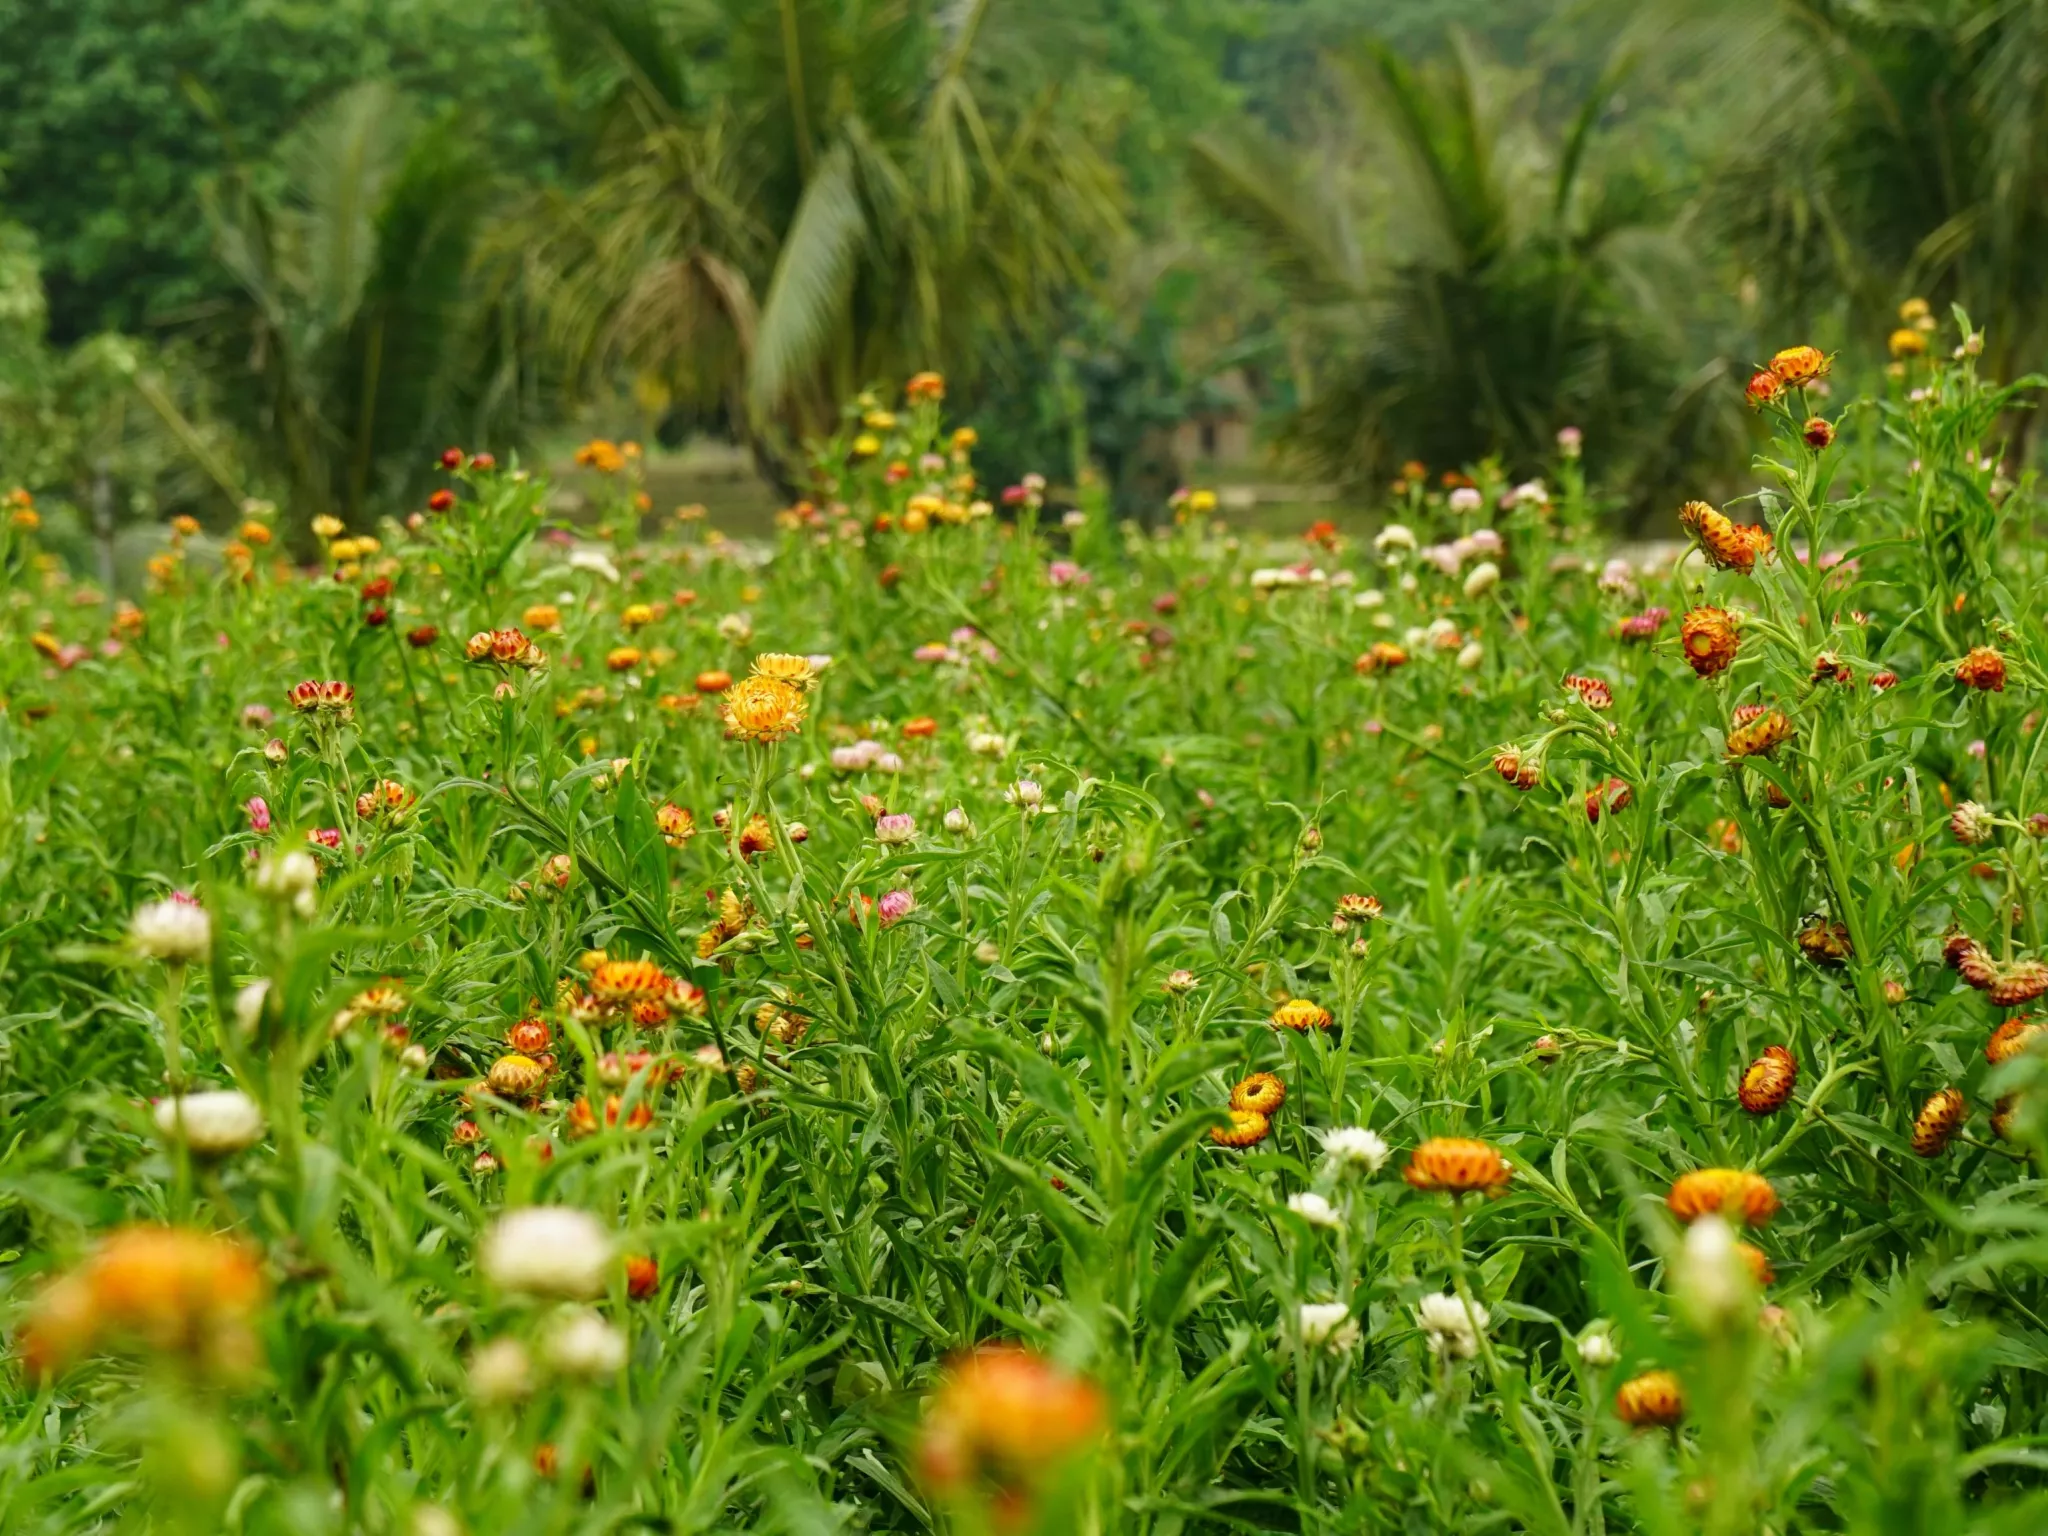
[1795,917,1853,968]
[480,1207,612,1298]
[1679,501,1772,574]
[1163,968,1198,995]
[1726,708,1794,759]
[1211,1108,1270,1148]
[1270,997,1333,1032]
[1738,1046,1797,1115]
[1230,1072,1286,1115]
[288,679,356,718]
[1615,1369,1685,1428]
[1667,1168,1779,1227]
[1564,673,1612,710]
[1987,1016,2045,1065]
[1680,606,1740,678]
[1956,646,2007,692]
[1768,345,1831,386]
[750,652,818,690]
[656,802,695,847]
[1404,1136,1511,1195]
[1911,1087,1967,1157]
[1586,777,1632,823]
[1492,745,1541,790]
[154,1090,265,1156]
[1951,801,1996,845]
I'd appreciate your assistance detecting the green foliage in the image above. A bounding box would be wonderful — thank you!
[0,0,564,342]
[3,336,2048,1530]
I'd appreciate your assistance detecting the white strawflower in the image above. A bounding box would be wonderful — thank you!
[1375,523,1416,555]
[1577,1323,1618,1367]
[1287,1191,1342,1229]
[1298,1302,1361,1354]
[1456,641,1485,671]
[467,1337,533,1404]
[1675,1214,1748,1324]
[943,806,973,835]
[1006,779,1045,809]
[967,730,1010,758]
[716,612,753,643]
[543,1308,628,1379]
[1462,561,1500,599]
[256,849,320,916]
[1448,486,1483,514]
[567,547,621,583]
[1322,1126,1390,1175]
[1354,589,1385,609]
[233,979,270,1036]
[154,1090,264,1155]
[411,1508,463,1536]
[480,1207,612,1299]
[1417,1292,1489,1360]
[130,897,211,963]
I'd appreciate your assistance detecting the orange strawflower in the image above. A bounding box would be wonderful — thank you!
[1738,1046,1797,1114]
[1735,1242,1775,1287]
[1680,607,1740,678]
[914,1345,1103,1506]
[656,802,696,847]
[1956,646,2007,692]
[20,1226,265,1380]
[1615,1369,1685,1428]
[1726,709,1795,759]
[1795,917,1852,967]
[1270,998,1332,1031]
[1667,1168,1778,1227]
[1987,1017,2045,1065]
[1911,1087,1966,1157]
[1211,1108,1271,1148]
[1230,1072,1286,1115]
[1678,501,1772,574]
[1403,1137,1512,1195]
[1355,642,1409,675]
[591,958,670,1006]
[1768,345,1830,386]
[720,675,809,743]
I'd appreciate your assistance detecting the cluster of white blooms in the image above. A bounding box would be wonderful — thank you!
[1416,1292,1489,1360]
[154,1090,264,1155]
[1298,1302,1361,1354]
[131,897,211,963]
[481,1207,611,1299]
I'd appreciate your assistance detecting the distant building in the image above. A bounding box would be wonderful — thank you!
[1171,370,1257,472]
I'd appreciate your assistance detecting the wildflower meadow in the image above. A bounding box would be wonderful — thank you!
[8,320,2048,1536]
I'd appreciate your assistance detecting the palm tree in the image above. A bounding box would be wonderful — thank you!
[1672,0,2048,387]
[1189,33,1727,496]
[195,81,507,530]
[514,0,1125,481]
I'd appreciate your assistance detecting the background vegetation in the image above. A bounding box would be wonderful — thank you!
[10,0,2048,547]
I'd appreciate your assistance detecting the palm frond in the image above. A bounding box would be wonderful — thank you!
[749,141,867,418]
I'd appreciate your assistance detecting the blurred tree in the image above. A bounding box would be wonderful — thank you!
[1674,0,2048,388]
[0,0,564,344]
[1190,33,1736,498]
[193,81,509,530]
[512,0,1126,483]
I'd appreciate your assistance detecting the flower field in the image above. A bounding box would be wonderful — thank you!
[7,325,2048,1535]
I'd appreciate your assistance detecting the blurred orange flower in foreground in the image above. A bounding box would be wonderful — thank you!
[915,1345,1104,1517]
[20,1226,265,1380]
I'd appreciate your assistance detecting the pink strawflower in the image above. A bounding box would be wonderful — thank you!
[878,889,916,927]
[245,796,272,833]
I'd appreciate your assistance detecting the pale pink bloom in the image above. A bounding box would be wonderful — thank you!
[878,889,916,926]
[875,814,917,845]
[245,796,272,833]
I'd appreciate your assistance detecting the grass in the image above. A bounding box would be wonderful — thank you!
[2,334,2048,1535]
